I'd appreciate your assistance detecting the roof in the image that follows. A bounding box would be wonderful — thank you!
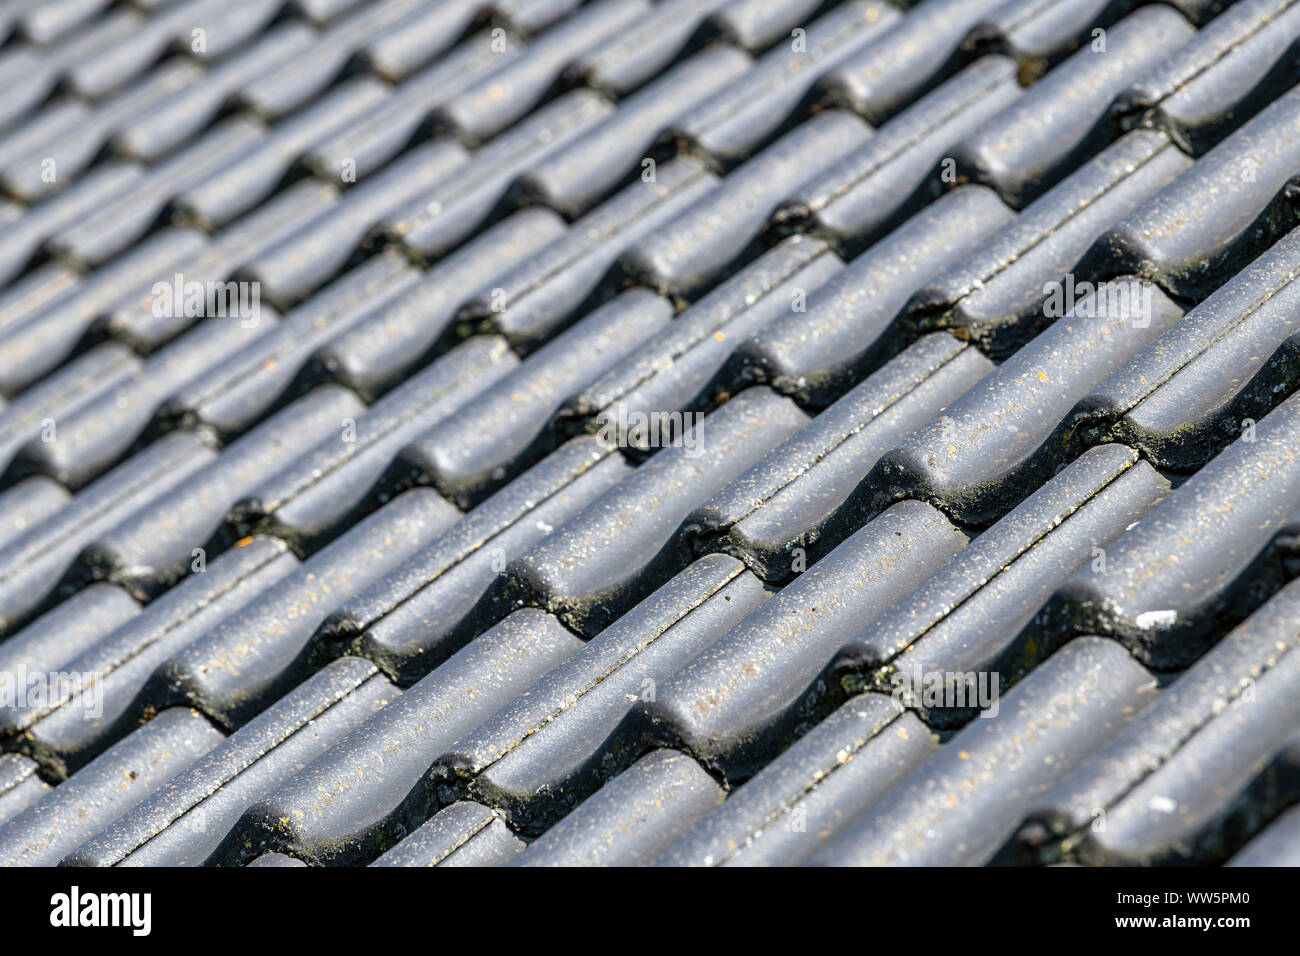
[2,0,1300,867]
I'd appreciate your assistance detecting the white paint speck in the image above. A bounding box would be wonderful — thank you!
[1135,609,1177,630]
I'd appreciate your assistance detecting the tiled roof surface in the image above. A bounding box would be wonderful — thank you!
[1,0,1300,867]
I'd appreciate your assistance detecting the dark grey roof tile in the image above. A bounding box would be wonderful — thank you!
[950,6,1194,208]
[314,209,566,396]
[809,636,1156,865]
[1227,804,1300,866]
[0,161,145,286]
[157,251,418,437]
[832,447,1162,717]
[561,235,842,441]
[0,0,42,46]
[0,48,53,132]
[44,117,270,269]
[1112,0,1300,155]
[247,851,308,866]
[966,0,1141,76]
[13,0,1300,873]
[687,334,990,580]
[569,0,732,96]
[775,56,1022,254]
[0,705,224,866]
[653,694,935,866]
[125,3,192,19]
[379,89,610,261]
[64,0,277,100]
[1075,227,1300,471]
[459,155,719,349]
[0,226,208,395]
[0,97,90,170]
[2,59,204,202]
[0,754,48,828]
[0,198,19,233]
[1075,673,1300,864]
[503,386,809,635]
[632,499,966,781]
[510,749,723,866]
[745,186,1012,406]
[7,537,297,777]
[0,10,140,126]
[520,45,753,217]
[185,0,291,61]
[0,341,141,475]
[816,0,1005,124]
[974,1,1232,76]
[710,0,829,50]
[0,477,70,551]
[0,264,79,343]
[0,430,215,635]
[1044,390,1300,669]
[870,448,1168,725]
[233,336,518,549]
[0,584,141,731]
[876,278,1182,526]
[295,0,371,25]
[358,0,488,81]
[434,553,767,832]
[400,290,669,507]
[14,0,112,47]
[906,129,1191,357]
[1080,82,1300,300]
[432,0,650,146]
[621,109,871,297]
[104,179,338,352]
[241,138,471,308]
[305,29,510,184]
[369,801,525,867]
[10,314,276,490]
[496,0,587,35]
[153,487,460,728]
[1138,330,1300,473]
[174,76,390,230]
[671,0,900,164]
[223,607,582,864]
[237,0,428,120]
[77,384,366,597]
[65,657,398,867]
[317,436,629,683]
[1017,575,1300,863]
